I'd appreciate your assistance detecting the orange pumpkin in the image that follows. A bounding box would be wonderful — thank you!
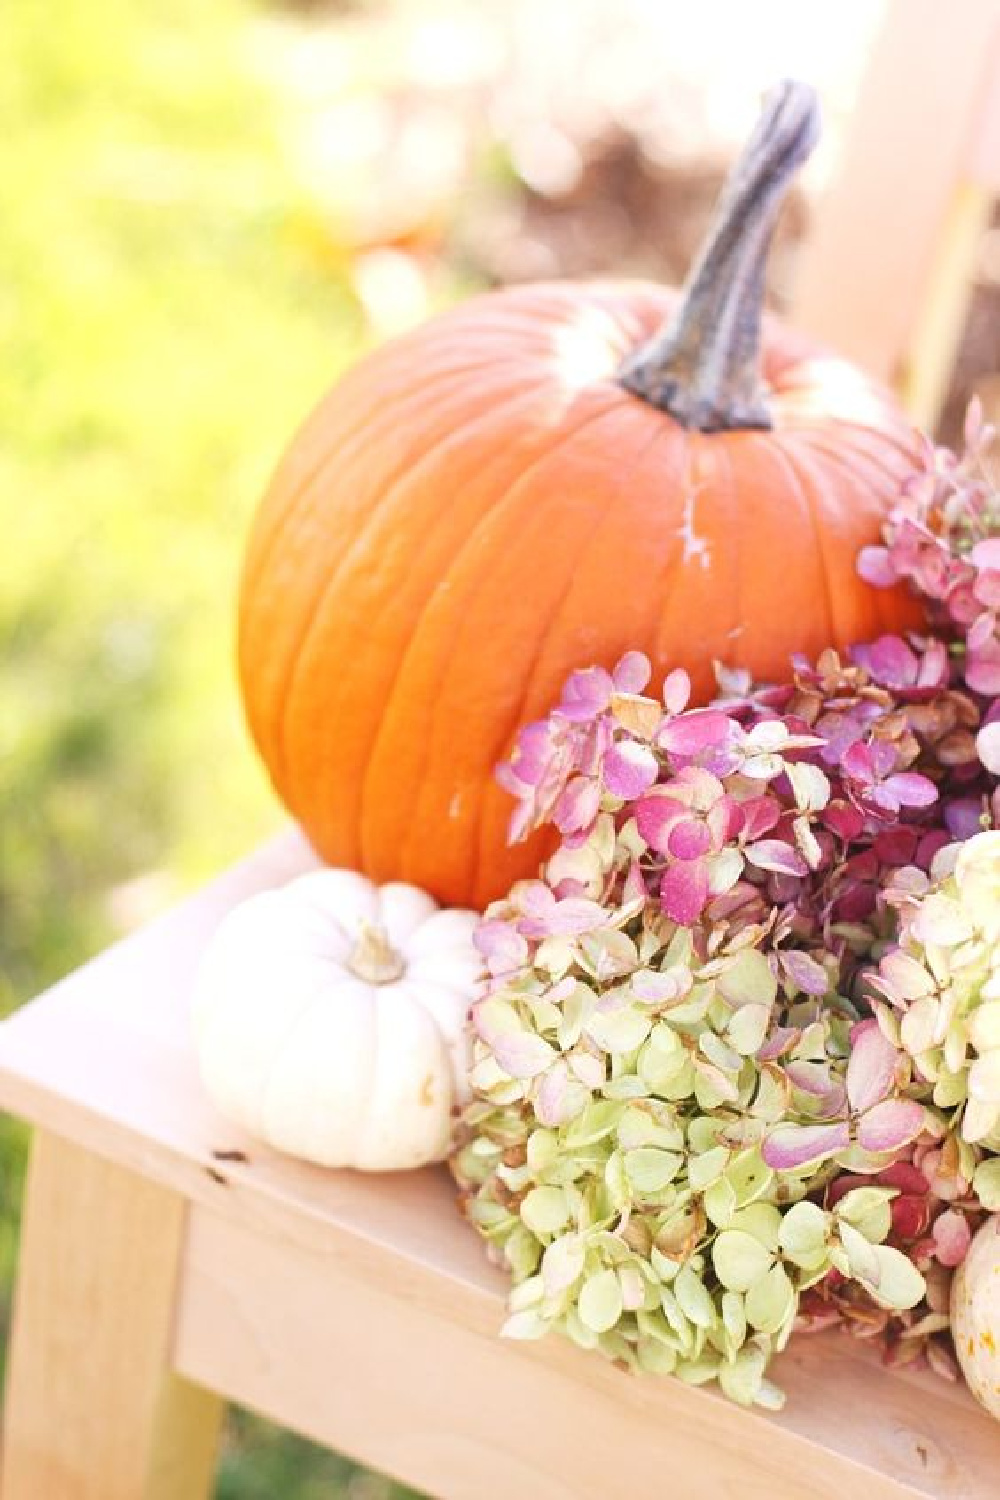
[239,82,923,910]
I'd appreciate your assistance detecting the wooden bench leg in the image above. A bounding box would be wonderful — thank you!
[1,1131,223,1500]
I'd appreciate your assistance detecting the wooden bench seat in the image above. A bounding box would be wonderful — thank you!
[0,830,997,1499]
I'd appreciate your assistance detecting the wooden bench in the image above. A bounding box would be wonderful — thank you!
[0,829,998,1500]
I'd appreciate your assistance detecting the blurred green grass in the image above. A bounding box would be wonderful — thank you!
[0,0,426,1492]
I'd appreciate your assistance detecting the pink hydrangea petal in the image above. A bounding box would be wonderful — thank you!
[857,546,899,588]
[518,897,607,940]
[916,638,950,689]
[974,571,1000,609]
[657,709,732,759]
[612,651,652,695]
[634,795,685,855]
[602,740,658,799]
[932,1209,972,1268]
[662,668,692,715]
[877,1161,930,1194]
[820,801,863,841]
[745,839,808,877]
[780,949,829,996]
[667,817,712,860]
[492,1031,556,1079]
[841,740,875,782]
[881,772,938,809]
[708,794,744,846]
[474,920,529,976]
[553,776,601,837]
[846,1018,899,1114]
[659,859,710,926]
[968,611,996,651]
[559,666,614,722]
[740,795,781,840]
[856,1098,925,1154]
[891,1194,932,1239]
[536,1061,579,1125]
[971,538,1000,571]
[966,641,1000,695]
[762,1121,850,1171]
[852,635,918,689]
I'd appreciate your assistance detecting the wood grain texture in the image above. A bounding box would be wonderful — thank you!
[1,1132,222,1500]
[0,830,997,1498]
[175,1202,993,1500]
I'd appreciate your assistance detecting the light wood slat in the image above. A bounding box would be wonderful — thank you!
[174,1201,992,1500]
[0,829,996,1497]
[792,0,1000,388]
[1,1133,223,1500]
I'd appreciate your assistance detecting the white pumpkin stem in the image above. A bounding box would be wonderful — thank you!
[618,79,819,431]
[349,923,406,985]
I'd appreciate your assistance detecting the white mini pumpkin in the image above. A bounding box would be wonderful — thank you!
[951,1215,1000,1419]
[192,869,483,1171]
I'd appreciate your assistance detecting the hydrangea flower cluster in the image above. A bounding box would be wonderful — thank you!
[859,399,1000,794]
[453,407,1000,1403]
[456,890,926,1407]
[453,650,957,1404]
[871,832,1000,1198]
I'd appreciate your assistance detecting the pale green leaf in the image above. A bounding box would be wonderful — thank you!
[689,1145,730,1191]
[865,1244,926,1311]
[674,1264,716,1328]
[541,1234,586,1297]
[578,1268,624,1333]
[730,1202,782,1251]
[526,1129,558,1173]
[712,1230,774,1293]
[777,1200,829,1267]
[973,1156,1000,1210]
[501,1308,548,1340]
[625,1147,682,1194]
[834,1187,893,1245]
[718,949,778,1009]
[585,1005,652,1055]
[726,1002,772,1056]
[745,1262,795,1334]
[520,1186,571,1237]
[717,1345,768,1406]
[837,1221,881,1285]
[703,1176,737,1229]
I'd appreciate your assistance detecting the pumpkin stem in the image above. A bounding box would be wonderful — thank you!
[618,79,820,431]
[349,923,406,986]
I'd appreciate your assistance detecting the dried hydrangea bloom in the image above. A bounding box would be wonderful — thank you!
[456,884,927,1407]
[452,652,958,1405]
[858,400,1000,787]
[871,830,1000,1174]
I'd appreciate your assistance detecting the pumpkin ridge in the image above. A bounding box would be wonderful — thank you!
[710,438,746,676]
[241,360,534,779]
[350,388,605,866]
[297,378,612,866]
[358,392,628,884]
[765,434,843,650]
[651,425,702,673]
[275,370,561,802]
[247,353,548,668]
[462,410,674,901]
[788,422,916,488]
[242,346,544,599]
[780,424,925,637]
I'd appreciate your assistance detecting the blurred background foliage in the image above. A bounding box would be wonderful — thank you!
[7,0,991,1492]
